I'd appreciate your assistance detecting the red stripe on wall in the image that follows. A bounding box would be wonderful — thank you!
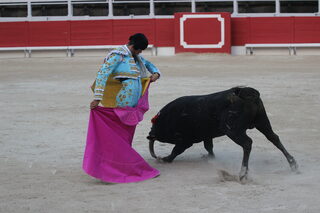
[294,17,320,43]
[155,19,175,47]
[28,21,70,46]
[231,17,320,45]
[1,17,320,48]
[0,22,28,47]
[231,18,250,46]
[112,19,155,45]
[70,20,112,46]
[250,17,294,44]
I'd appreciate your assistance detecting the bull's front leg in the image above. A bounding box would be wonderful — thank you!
[161,143,193,163]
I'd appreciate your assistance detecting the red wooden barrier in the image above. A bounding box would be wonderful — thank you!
[250,17,294,44]
[154,19,175,47]
[28,21,70,46]
[231,17,320,45]
[294,17,320,43]
[1,16,320,50]
[70,20,112,46]
[0,22,28,47]
[112,19,155,45]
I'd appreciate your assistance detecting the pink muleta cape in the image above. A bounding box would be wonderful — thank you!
[82,86,160,183]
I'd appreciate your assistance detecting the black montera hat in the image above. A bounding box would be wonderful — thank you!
[129,33,149,50]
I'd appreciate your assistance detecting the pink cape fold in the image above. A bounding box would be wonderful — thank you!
[113,86,149,126]
[83,87,160,183]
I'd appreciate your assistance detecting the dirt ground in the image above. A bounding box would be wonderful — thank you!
[0,54,320,213]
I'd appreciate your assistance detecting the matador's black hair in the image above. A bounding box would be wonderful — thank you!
[128,33,149,50]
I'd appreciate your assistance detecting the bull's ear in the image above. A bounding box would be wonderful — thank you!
[233,87,241,96]
[227,93,237,104]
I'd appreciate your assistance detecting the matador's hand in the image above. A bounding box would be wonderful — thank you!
[90,100,100,109]
[150,73,160,82]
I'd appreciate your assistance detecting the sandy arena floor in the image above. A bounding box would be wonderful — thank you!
[0,54,320,213]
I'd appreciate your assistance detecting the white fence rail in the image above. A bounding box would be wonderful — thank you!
[0,45,156,57]
[245,43,320,55]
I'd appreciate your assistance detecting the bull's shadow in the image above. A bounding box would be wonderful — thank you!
[147,87,298,181]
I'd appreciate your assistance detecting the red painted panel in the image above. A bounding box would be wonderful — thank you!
[112,19,155,45]
[1,17,320,49]
[155,19,174,47]
[0,22,28,47]
[184,18,221,44]
[294,17,320,43]
[70,20,112,46]
[174,12,231,54]
[28,21,70,46]
[231,18,250,46]
[250,17,294,44]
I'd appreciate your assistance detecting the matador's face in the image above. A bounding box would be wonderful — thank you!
[132,49,142,56]
[127,44,143,56]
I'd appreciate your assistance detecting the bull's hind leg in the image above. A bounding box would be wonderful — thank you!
[227,132,253,181]
[255,111,298,171]
[161,143,193,163]
[203,139,215,158]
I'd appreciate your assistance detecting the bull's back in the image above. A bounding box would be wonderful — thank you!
[159,88,235,114]
[152,89,234,142]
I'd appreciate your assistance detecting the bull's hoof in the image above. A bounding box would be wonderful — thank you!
[159,156,173,163]
[239,166,248,183]
[288,157,298,172]
[156,157,164,163]
[156,157,169,163]
[208,152,215,159]
[239,174,248,183]
[201,153,215,160]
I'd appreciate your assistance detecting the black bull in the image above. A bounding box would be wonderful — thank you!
[147,87,298,180]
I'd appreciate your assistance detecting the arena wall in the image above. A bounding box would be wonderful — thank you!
[1,16,320,55]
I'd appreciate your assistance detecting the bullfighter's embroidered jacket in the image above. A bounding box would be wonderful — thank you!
[94,45,160,101]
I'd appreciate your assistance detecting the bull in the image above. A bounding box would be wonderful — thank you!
[147,87,298,180]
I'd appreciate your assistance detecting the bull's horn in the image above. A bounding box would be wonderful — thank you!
[149,139,158,159]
